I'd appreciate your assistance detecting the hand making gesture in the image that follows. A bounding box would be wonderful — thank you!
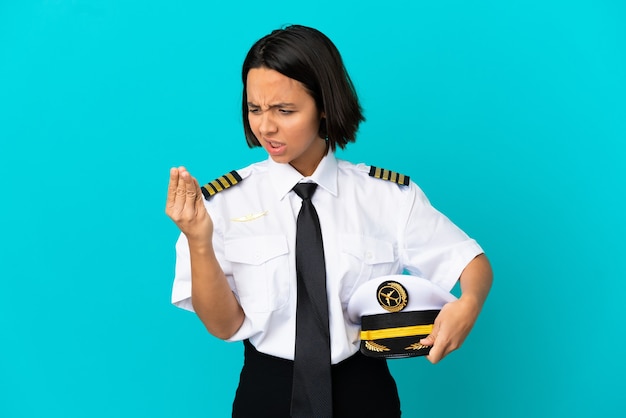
[165,166,213,245]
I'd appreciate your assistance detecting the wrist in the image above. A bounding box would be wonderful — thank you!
[457,293,484,314]
[187,238,214,256]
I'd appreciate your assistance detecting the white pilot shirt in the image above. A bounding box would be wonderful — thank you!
[172,151,483,364]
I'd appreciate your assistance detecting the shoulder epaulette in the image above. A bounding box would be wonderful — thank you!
[201,170,243,199]
[368,166,410,186]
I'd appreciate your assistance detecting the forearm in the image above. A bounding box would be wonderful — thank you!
[458,253,493,311]
[188,242,245,340]
[420,253,492,363]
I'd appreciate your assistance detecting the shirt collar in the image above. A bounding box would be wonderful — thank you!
[268,150,338,200]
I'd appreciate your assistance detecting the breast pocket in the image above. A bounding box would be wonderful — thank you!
[339,234,397,304]
[224,235,290,313]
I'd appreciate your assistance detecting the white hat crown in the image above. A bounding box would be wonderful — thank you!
[347,275,456,324]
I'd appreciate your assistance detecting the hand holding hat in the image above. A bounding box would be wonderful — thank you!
[422,253,492,363]
[347,275,457,359]
[348,255,491,362]
[418,296,481,364]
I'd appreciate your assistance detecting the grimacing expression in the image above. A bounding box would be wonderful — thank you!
[246,67,327,176]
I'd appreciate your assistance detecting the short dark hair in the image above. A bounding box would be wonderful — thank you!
[241,25,365,151]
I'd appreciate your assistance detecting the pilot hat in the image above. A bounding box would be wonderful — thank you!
[347,275,456,359]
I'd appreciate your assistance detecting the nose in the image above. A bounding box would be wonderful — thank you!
[258,111,277,136]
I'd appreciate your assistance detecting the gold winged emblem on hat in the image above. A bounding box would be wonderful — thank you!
[377,281,408,313]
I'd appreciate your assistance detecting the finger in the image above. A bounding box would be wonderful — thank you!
[420,334,436,346]
[420,320,440,346]
[426,343,444,364]
[173,166,190,207]
[425,329,456,364]
[422,323,442,363]
[427,330,447,361]
[192,177,204,205]
[166,167,180,210]
[182,169,199,207]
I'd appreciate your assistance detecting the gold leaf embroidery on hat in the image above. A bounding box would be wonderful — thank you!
[365,341,390,352]
[405,343,429,351]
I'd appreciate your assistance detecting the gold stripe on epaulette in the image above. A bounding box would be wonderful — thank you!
[368,166,410,186]
[201,170,243,199]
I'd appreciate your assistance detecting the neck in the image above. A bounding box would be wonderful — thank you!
[290,138,328,176]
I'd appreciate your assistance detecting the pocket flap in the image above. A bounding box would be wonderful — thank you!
[341,234,394,264]
[224,235,288,265]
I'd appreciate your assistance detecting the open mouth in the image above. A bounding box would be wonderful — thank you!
[264,139,286,155]
[268,141,283,148]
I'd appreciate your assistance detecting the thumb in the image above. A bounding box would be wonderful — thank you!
[420,333,436,346]
[420,322,440,346]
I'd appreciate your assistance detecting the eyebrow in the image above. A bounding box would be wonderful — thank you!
[247,102,297,109]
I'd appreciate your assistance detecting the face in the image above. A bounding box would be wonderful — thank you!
[246,67,326,176]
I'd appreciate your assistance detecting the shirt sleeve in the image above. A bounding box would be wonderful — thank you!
[170,200,236,312]
[171,232,194,311]
[399,182,484,292]
[170,199,259,341]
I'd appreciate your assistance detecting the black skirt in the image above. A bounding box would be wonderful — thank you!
[232,340,401,417]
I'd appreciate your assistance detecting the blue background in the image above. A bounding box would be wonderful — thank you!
[1,1,625,416]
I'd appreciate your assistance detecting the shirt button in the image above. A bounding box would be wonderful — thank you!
[365,251,373,260]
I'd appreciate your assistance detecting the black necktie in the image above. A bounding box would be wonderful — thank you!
[291,182,333,417]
